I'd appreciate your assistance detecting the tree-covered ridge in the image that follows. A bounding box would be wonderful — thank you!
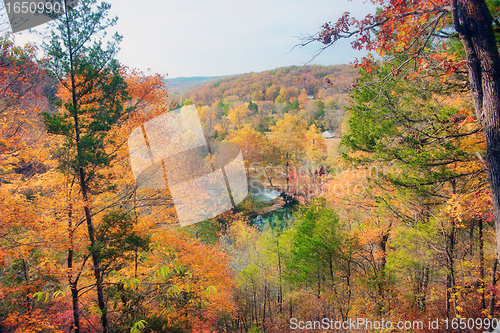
[164,75,228,95]
[182,64,358,106]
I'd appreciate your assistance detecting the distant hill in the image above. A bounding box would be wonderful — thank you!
[181,64,358,106]
[164,75,228,95]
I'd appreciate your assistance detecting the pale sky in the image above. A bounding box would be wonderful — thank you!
[5,0,377,78]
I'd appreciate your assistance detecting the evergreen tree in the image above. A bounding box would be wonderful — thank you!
[41,1,129,331]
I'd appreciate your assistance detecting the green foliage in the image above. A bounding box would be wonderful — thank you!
[96,210,150,272]
[248,100,259,112]
[342,56,482,198]
[217,99,230,115]
[184,220,221,245]
[130,320,147,333]
[314,100,325,118]
[286,199,355,285]
[41,0,131,190]
[248,326,264,333]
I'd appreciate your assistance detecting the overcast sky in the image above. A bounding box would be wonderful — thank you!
[6,0,377,78]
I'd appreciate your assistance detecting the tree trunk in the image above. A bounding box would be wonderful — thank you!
[316,265,321,298]
[252,284,258,327]
[68,204,80,333]
[445,218,456,319]
[70,283,80,333]
[276,238,283,314]
[22,259,31,314]
[262,280,267,331]
[264,167,275,189]
[377,226,390,315]
[419,267,430,312]
[82,199,109,333]
[489,258,498,327]
[479,218,486,310]
[285,153,290,193]
[453,0,500,260]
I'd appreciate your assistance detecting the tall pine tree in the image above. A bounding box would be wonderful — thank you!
[41,0,129,331]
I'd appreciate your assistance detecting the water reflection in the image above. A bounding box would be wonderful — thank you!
[249,188,293,229]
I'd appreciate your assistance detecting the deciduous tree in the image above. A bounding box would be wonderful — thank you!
[311,0,500,259]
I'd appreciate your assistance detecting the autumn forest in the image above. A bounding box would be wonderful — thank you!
[2,0,500,332]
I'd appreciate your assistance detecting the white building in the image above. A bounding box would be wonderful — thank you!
[322,130,336,139]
